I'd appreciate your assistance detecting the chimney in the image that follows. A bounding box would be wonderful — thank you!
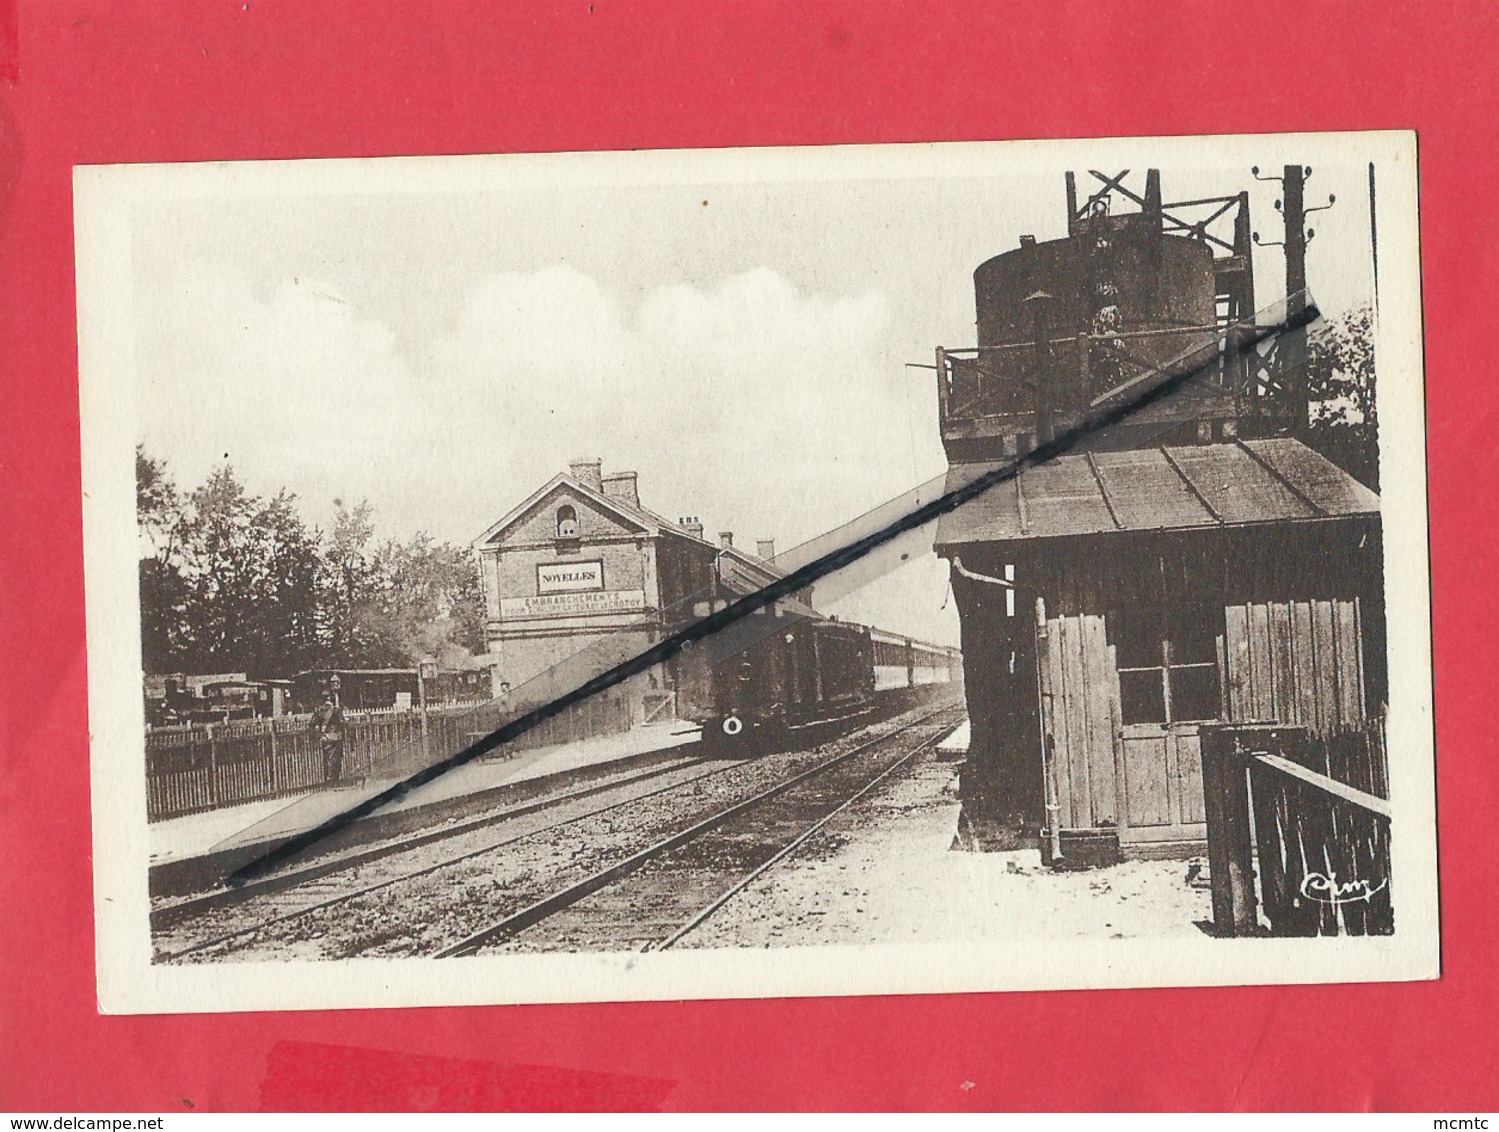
[568,457,603,493]
[678,516,705,541]
[601,470,640,509]
[719,531,734,549]
[756,538,776,562]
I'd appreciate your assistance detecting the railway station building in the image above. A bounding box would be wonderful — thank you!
[471,458,796,724]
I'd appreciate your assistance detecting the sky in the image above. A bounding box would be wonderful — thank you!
[128,142,1379,645]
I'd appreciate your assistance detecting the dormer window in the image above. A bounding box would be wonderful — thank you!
[556,505,579,540]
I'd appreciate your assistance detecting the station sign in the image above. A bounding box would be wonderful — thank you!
[536,560,605,594]
[500,589,647,620]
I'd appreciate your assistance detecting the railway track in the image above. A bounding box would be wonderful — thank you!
[154,753,745,960]
[158,699,960,962]
[153,748,715,928]
[439,705,961,956]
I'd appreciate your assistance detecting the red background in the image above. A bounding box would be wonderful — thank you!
[1,0,1495,1112]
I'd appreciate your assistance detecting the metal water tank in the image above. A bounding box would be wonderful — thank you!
[972,216,1218,411]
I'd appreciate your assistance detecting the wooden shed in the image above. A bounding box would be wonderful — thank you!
[935,437,1383,858]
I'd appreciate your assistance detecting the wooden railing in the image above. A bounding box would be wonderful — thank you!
[1201,722,1393,937]
[938,325,1227,424]
[640,690,676,725]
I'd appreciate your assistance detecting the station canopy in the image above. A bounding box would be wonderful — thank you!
[934,437,1379,547]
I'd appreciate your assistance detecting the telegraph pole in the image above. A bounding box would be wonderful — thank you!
[1282,164,1308,315]
[1281,164,1309,430]
[1254,162,1332,432]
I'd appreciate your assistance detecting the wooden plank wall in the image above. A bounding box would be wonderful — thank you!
[1223,598,1366,736]
[1039,611,1120,830]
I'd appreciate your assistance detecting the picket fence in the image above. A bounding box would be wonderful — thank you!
[145,692,635,822]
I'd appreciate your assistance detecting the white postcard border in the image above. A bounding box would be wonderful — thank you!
[76,130,1438,1015]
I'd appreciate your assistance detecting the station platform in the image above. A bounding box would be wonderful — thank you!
[149,719,702,897]
[935,718,970,759]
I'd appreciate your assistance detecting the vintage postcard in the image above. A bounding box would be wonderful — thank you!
[76,131,1437,1014]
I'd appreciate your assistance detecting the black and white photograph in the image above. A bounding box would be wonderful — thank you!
[76,131,1437,1013]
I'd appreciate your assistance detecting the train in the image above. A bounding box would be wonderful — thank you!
[143,666,495,729]
[143,673,294,726]
[695,611,962,757]
[289,667,488,714]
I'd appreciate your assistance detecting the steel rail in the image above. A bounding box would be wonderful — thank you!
[433,705,962,959]
[651,724,951,951]
[160,754,753,961]
[164,700,956,961]
[154,751,714,929]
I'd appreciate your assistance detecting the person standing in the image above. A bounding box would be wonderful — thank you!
[314,690,346,785]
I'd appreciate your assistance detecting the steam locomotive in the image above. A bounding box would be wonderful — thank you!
[694,611,960,756]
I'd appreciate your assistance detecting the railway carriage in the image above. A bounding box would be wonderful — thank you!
[699,616,873,755]
[699,614,959,757]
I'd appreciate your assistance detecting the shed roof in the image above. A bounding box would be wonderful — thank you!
[934,438,1379,548]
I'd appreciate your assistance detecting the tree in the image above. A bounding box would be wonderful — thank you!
[135,451,484,679]
[136,445,181,560]
[318,501,388,668]
[139,556,190,674]
[238,490,324,674]
[371,534,486,666]
[1305,305,1379,491]
[165,464,325,676]
[174,464,257,669]
[137,447,189,673]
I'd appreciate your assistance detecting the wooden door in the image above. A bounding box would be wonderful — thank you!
[1118,722,1206,843]
[1036,598,1211,848]
[1035,606,1120,832]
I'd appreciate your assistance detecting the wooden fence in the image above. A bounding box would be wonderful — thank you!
[145,691,635,822]
[1200,720,1393,937]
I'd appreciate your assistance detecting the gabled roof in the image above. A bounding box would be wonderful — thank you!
[716,542,790,596]
[473,472,649,548]
[935,437,1379,548]
[473,472,719,550]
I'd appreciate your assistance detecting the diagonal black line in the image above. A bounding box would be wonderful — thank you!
[226,302,1320,887]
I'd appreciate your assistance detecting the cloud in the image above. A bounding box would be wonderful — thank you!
[136,261,417,524]
[427,264,927,552]
[638,267,888,368]
[445,265,629,372]
[138,260,956,643]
